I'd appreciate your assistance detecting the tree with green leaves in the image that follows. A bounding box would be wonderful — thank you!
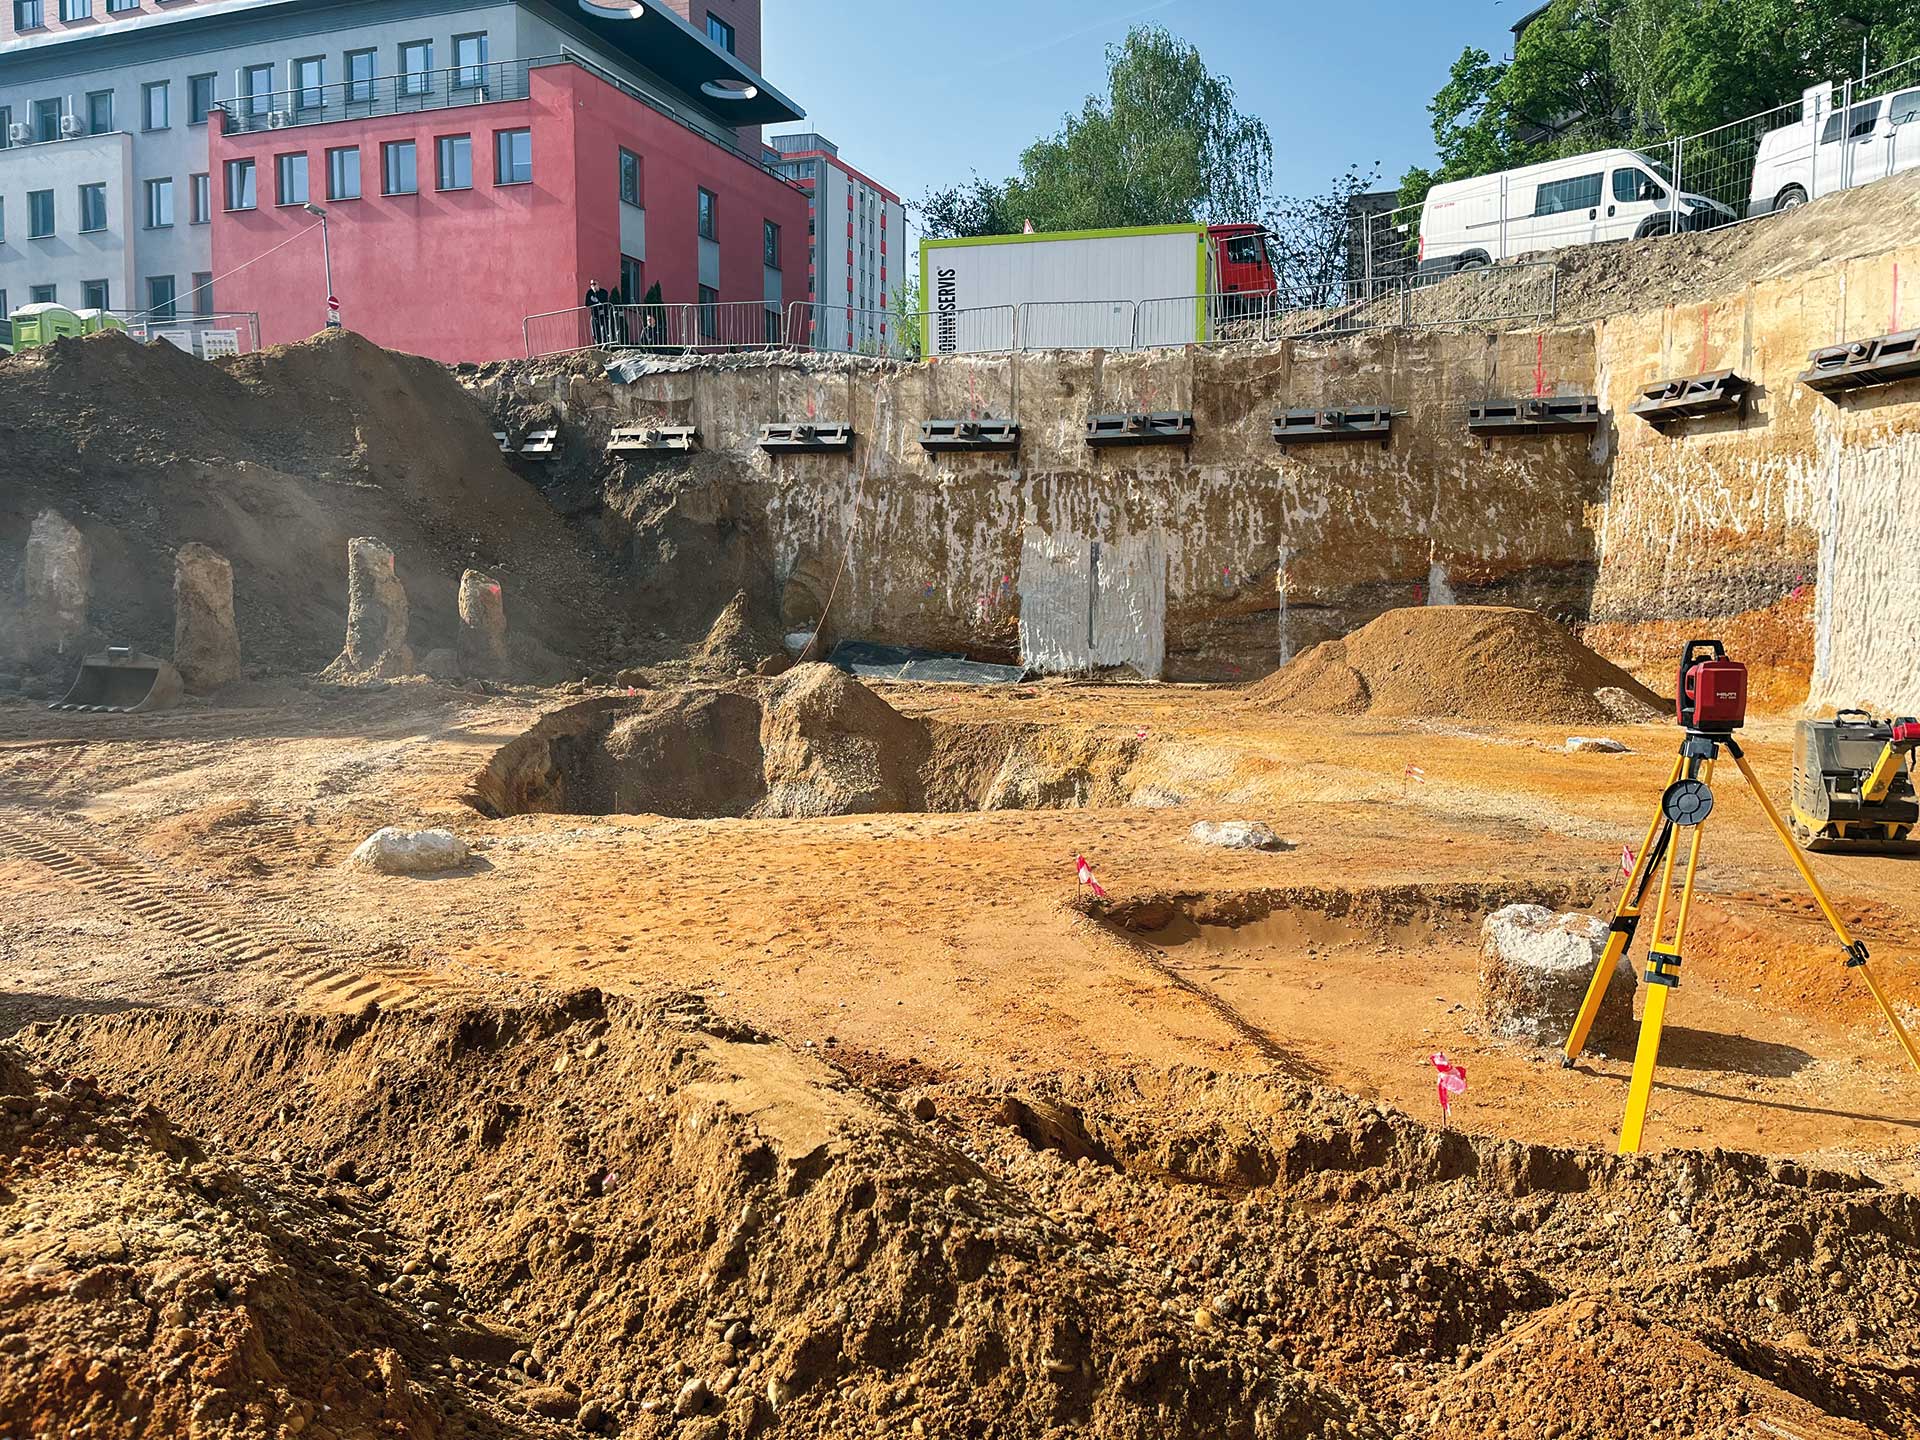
[917,26,1272,238]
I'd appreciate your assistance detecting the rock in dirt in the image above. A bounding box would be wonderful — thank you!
[1187,820,1290,851]
[755,663,928,817]
[1565,735,1629,754]
[457,569,510,677]
[1479,903,1633,1048]
[172,542,241,692]
[1246,606,1665,725]
[326,537,414,679]
[15,508,92,657]
[347,827,468,876]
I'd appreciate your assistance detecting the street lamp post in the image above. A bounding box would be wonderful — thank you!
[303,202,340,329]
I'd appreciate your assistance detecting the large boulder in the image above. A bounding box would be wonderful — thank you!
[1479,904,1634,1049]
[346,827,468,875]
[18,509,92,657]
[457,569,510,678]
[173,542,241,692]
[326,537,413,679]
[755,664,927,817]
[1188,820,1290,851]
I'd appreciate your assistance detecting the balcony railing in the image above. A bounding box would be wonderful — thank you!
[216,53,801,188]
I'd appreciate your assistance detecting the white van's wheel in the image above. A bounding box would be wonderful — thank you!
[1456,255,1489,272]
[1775,185,1808,212]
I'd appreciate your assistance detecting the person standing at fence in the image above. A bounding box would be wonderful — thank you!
[584,278,610,345]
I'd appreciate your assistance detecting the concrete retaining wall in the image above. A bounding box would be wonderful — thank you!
[472,241,1920,706]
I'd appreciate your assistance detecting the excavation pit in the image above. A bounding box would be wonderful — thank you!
[462,666,1148,819]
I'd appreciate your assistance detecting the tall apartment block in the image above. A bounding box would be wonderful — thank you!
[766,131,905,354]
[0,0,808,361]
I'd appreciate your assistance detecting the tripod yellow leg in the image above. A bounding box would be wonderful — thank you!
[1619,759,1714,1154]
[1564,752,1684,1065]
[1728,745,1920,1076]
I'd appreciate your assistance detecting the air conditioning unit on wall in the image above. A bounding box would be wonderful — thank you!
[60,113,80,137]
[7,122,29,145]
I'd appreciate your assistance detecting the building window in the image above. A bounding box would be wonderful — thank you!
[142,79,168,130]
[382,140,417,195]
[192,273,212,316]
[106,0,133,10]
[190,172,210,223]
[326,147,359,201]
[763,219,779,268]
[0,107,11,149]
[33,97,62,142]
[400,41,431,97]
[187,74,216,124]
[28,189,54,238]
[435,134,472,190]
[698,284,719,339]
[619,254,642,305]
[707,13,735,52]
[59,0,87,19]
[224,158,256,210]
[82,279,109,311]
[765,308,781,344]
[345,49,375,103]
[144,176,173,228]
[86,89,113,134]
[275,153,308,206]
[79,181,106,231]
[454,33,487,87]
[494,128,531,185]
[31,285,56,304]
[0,198,5,240]
[147,275,176,321]
[241,63,274,118]
[294,57,324,110]
[618,148,641,206]
[0,289,8,318]
[14,0,44,29]
[697,187,716,240]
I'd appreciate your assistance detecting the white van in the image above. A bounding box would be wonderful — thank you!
[1749,81,1920,217]
[1418,148,1733,274]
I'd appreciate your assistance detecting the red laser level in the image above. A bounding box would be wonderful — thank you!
[1675,639,1747,733]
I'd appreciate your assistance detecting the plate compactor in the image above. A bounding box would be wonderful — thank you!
[1789,710,1919,851]
[47,647,184,714]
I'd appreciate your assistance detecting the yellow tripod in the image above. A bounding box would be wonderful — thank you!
[1561,730,1920,1154]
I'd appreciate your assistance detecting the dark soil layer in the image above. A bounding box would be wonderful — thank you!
[0,329,624,676]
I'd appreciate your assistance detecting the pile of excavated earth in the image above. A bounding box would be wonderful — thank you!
[1245,606,1666,725]
[7,994,1918,1440]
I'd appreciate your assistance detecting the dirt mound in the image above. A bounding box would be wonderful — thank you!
[16,997,1920,1439]
[12,996,1357,1440]
[693,589,790,676]
[755,663,932,817]
[1246,606,1666,724]
[0,329,622,678]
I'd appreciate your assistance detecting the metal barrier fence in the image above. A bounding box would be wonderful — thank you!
[115,311,263,358]
[1360,49,1920,290]
[524,299,787,357]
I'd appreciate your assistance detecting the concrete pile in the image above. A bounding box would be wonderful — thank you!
[325,537,414,681]
[172,543,242,692]
[1479,903,1634,1049]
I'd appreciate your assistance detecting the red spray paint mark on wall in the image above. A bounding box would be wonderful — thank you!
[1532,334,1546,396]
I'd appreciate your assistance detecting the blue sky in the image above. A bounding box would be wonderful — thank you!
[762,1,1522,216]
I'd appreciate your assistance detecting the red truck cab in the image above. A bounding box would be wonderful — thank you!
[1209,224,1279,299]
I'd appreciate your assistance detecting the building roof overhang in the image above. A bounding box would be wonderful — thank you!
[573,0,802,125]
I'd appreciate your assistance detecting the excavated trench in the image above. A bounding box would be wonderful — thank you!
[462,675,1148,819]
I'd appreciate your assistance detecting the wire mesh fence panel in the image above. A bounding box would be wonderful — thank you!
[1016,300,1137,351]
[523,306,597,358]
[1131,294,1273,347]
[118,312,264,358]
[1357,202,1424,294]
[786,302,920,357]
[1401,262,1556,330]
[679,299,789,351]
[918,303,1018,357]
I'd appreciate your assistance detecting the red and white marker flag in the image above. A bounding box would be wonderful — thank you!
[1404,764,1427,783]
[1620,844,1636,878]
[1431,1052,1468,1127]
[1074,854,1106,898]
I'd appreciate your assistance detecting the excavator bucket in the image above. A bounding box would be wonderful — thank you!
[47,648,184,714]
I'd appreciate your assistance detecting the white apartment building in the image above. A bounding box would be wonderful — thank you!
[766,130,904,354]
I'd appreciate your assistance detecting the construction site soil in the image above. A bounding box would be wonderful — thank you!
[9,195,1920,1435]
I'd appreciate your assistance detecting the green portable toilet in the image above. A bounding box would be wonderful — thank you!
[10,302,84,350]
[72,308,127,336]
